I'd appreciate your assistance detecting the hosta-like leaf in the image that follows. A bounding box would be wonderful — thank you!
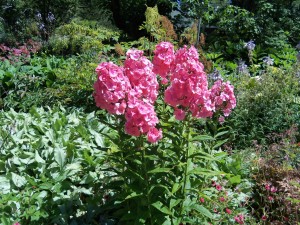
[11,172,26,188]
[54,147,66,168]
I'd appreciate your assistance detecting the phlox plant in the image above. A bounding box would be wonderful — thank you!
[93,42,239,224]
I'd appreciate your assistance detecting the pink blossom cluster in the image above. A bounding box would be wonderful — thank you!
[93,49,161,143]
[153,42,175,84]
[124,49,159,103]
[153,42,236,121]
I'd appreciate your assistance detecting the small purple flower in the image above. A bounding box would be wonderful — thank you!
[237,60,249,74]
[244,40,255,51]
[47,12,55,23]
[208,69,223,81]
[263,56,274,66]
[35,12,42,20]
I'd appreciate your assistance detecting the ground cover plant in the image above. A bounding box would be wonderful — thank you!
[0,0,300,224]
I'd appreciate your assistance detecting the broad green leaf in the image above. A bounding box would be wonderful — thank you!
[11,172,27,188]
[152,201,173,215]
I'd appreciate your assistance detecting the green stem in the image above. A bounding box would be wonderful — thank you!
[142,147,154,225]
[180,119,192,221]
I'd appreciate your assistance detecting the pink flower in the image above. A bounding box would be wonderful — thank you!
[13,223,20,225]
[147,127,163,143]
[93,62,130,115]
[234,214,245,224]
[210,80,236,117]
[265,183,271,191]
[124,49,158,103]
[216,184,222,191]
[225,208,232,214]
[125,99,159,137]
[153,42,175,84]
[261,215,267,221]
[200,197,205,203]
[270,186,277,193]
[219,196,225,202]
[218,116,225,124]
[268,196,274,201]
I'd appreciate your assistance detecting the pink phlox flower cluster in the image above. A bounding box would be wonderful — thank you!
[93,62,130,115]
[124,49,158,103]
[153,42,175,84]
[125,98,159,136]
[93,50,161,143]
[210,80,236,118]
[161,45,213,120]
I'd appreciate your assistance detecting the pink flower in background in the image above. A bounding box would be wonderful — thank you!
[153,42,175,84]
[261,215,267,221]
[93,62,131,115]
[225,208,232,214]
[210,80,236,117]
[13,223,20,225]
[270,186,277,193]
[219,196,225,202]
[200,197,205,203]
[234,214,245,224]
[216,184,222,191]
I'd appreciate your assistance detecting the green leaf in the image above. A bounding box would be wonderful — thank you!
[212,139,228,149]
[171,183,181,194]
[229,175,241,184]
[191,135,214,142]
[35,150,45,164]
[54,147,66,168]
[169,198,181,209]
[188,168,227,176]
[152,201,173,215]
[125,192,142,200]
[148,168,172,174]
[214,131,228,138]
[192,204,213,218]
[11,172,27,188]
